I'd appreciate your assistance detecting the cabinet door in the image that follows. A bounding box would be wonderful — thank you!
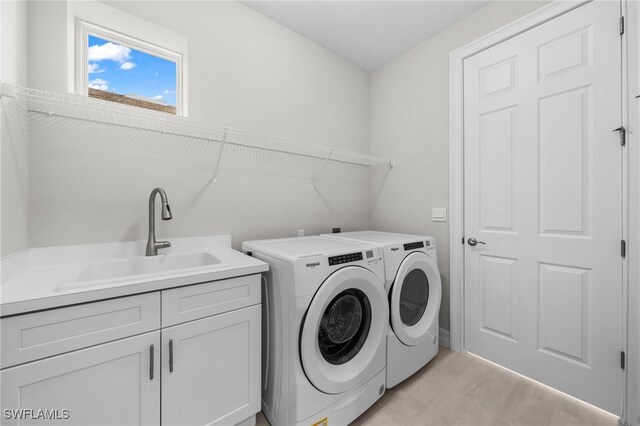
[1,331,160,426]
[162,305,260,426]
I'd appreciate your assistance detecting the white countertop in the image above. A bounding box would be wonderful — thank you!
[0,235,268,317]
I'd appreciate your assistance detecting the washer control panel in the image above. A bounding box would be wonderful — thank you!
[328,252,363,266]
[327,249,383,267]
[366,249,384,266]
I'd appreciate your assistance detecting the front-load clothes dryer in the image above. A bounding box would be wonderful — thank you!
[322,231,442,388]
[241,236,388,426]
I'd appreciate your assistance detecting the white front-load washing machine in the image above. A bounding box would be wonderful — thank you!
[322,231,442,388]
[241,236,388,426]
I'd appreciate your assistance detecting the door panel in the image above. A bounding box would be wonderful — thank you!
[480,254,518,342]
[479,107,516,231]
[538,27,590,80]
[538,263,589,363]
[463,1,623,413]
[538,87,590,235]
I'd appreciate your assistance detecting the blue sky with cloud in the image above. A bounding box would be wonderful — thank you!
[88,35,176,106]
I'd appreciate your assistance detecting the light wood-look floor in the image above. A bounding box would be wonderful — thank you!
[257,346,619,426]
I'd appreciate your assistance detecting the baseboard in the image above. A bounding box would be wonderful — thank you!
[439,327,450,348]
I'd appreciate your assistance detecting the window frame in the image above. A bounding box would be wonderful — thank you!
[76,19,184,115]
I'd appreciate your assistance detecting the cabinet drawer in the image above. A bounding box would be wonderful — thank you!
[1,292,160,369]
[162,274,260,327]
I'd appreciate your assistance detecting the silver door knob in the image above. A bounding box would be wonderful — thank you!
[467,238,486,247]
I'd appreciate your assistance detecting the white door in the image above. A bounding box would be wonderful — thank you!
[161,305,261,426]
[389,252,441,345]
[1,331,160,425]
[463,0,623,413]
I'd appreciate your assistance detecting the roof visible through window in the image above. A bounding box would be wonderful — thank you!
[87,34,177,114]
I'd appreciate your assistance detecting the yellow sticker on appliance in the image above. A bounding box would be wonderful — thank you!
[311,418,328,426]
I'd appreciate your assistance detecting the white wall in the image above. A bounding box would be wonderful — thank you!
[1,0,29,256]
[25,0,372,250]
[26,1,67,94]
[369,1,547,330]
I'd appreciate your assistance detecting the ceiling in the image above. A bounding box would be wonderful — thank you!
[241,1,490,71]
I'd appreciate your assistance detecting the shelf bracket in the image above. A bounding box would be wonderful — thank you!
[311,149,334,190]
[211,129,228,184]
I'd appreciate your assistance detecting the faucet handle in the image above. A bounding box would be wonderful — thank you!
[156,241,171,250]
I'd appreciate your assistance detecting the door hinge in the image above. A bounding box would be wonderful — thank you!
[621,351,626,369]
[620,16,625,35]
[621,240,626,258]
[613,126,626,146]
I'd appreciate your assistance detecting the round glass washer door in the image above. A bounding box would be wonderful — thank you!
[390,251,442,347]
[300,266,388,395]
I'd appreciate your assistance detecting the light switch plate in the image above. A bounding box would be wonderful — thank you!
[432,208,447,222]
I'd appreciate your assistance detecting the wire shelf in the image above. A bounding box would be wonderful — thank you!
[2,83,394,171]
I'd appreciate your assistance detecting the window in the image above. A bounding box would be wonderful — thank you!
[78,21,184,115]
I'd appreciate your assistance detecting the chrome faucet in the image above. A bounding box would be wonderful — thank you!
[146,187,173,256]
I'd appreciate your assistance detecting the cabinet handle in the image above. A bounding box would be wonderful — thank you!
[149,344,155,380]
[169,339,174,373]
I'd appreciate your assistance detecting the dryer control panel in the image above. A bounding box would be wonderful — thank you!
[403,240,433,251]
[403,241,424,250]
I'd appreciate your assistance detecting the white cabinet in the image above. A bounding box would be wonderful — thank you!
[162,305,261,426]
[0,275,261,426]
[1,331,161,426]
